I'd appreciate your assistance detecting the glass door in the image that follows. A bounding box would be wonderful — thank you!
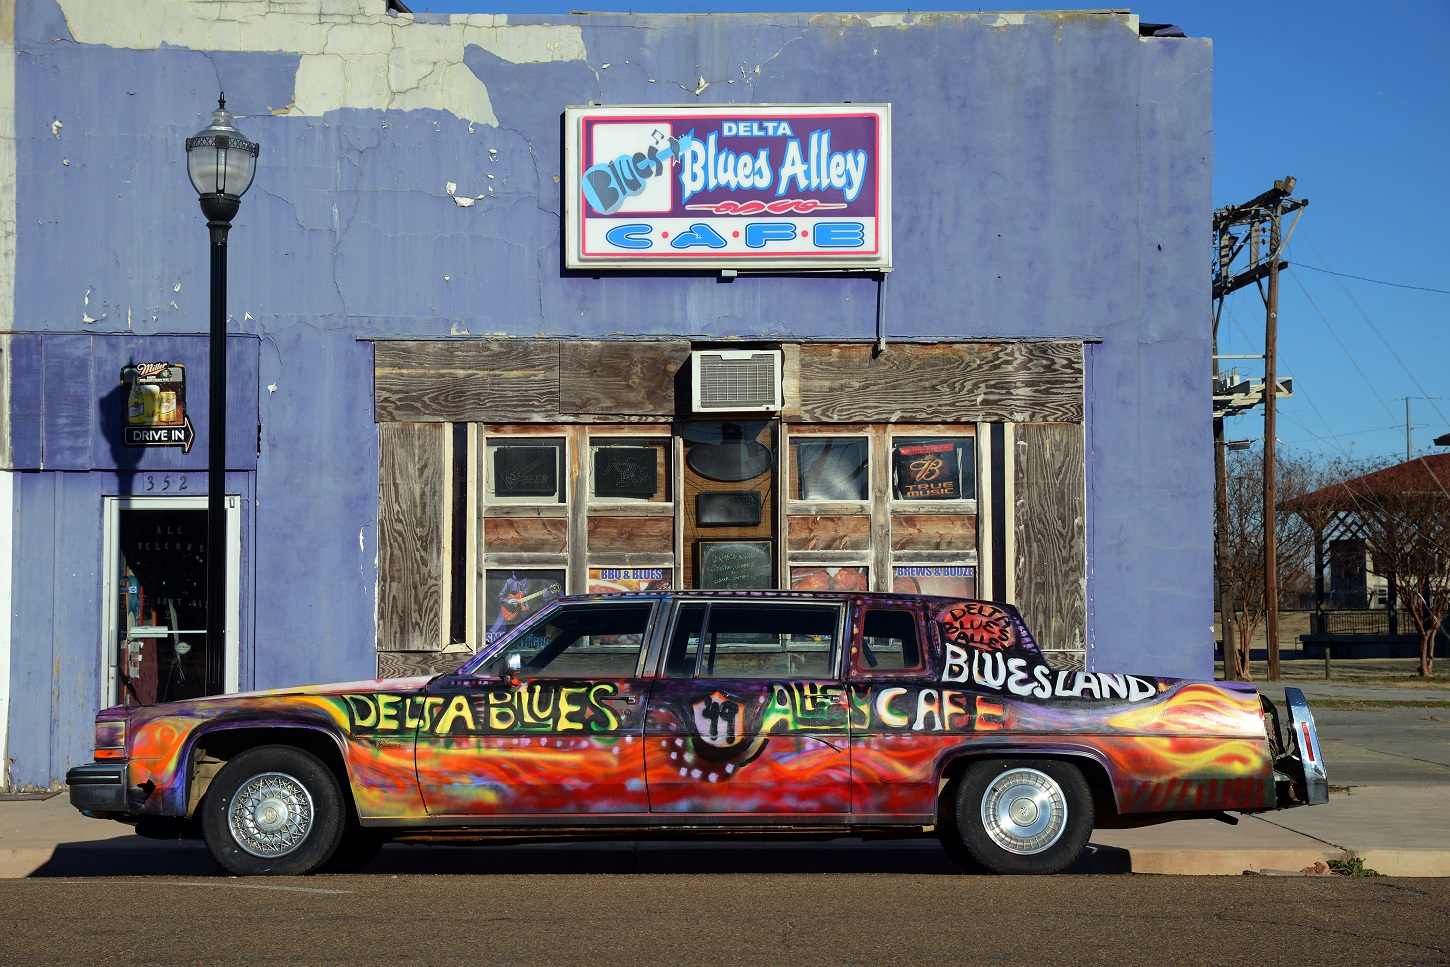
[102,496,240,706]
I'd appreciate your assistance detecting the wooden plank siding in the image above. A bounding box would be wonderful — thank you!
[374,341,557,423]
[558,340,687,416]
[786,514,872,553]
[890,513,979,553]
[376,650,470,679]
[794,342,1082,424]
[376,340,1081,426]
[377,422,447,653]
[375,340,689,423]
[1013,422,1087,666]
[587,515,674,554]
[482,515,570,556]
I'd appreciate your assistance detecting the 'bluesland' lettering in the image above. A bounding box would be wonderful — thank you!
[942,643,1158,702]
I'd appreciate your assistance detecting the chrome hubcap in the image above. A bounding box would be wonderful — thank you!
[980,767,1066,854]
[228,771,314,858]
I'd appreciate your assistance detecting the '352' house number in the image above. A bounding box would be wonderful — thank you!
[141,474,191,493]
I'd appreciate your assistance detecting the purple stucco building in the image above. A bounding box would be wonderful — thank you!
[0,2,1212,789]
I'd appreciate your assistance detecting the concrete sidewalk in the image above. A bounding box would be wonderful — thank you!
[4,675,1448,878]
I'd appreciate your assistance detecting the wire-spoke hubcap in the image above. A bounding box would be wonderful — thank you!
[228,772,314,858]
[981,768,1067,855]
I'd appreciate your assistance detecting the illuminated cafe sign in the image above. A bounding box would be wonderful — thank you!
[564,105,891,271]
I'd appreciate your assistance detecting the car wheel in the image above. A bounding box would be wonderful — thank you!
[200,745,345,876]
[949,758,1092,875]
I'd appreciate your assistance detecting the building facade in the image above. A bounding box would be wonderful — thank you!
[0,1,1213,789]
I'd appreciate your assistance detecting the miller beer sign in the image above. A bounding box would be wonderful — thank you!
[121,362,195,452]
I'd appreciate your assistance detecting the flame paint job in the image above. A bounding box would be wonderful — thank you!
[88,594,1280,828]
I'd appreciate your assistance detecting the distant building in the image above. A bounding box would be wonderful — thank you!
[1328,538,1389,609]
[1292,453,1450,659]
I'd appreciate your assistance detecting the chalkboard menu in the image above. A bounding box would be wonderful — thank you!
[698,540,774,589]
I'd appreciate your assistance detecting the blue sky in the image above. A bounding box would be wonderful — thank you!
[411,1,1449,464]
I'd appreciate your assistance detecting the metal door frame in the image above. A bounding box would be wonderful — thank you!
[101,495,241,704]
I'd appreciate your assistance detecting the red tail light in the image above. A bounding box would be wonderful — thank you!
[94,708,130,760]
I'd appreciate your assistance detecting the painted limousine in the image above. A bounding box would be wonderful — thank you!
[68,591,1328,875]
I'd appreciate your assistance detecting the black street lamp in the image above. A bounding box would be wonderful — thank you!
[186,94,258,695]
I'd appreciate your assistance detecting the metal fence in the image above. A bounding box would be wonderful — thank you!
[1321,610,1398,636]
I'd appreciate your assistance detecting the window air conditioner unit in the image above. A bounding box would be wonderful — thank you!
[691,349,783,413]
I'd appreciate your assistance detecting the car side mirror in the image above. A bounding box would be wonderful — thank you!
[503,652,523,688]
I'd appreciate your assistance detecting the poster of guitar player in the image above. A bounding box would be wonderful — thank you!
[484,569,564,645]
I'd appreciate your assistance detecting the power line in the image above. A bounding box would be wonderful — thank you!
[1298,229,1449,433]
[1293,262,1450,296]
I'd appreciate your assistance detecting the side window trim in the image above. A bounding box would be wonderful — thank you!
[853,606,928,678]
[654,600,846,680]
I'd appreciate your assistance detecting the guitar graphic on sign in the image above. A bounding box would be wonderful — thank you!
[499,582,562,623]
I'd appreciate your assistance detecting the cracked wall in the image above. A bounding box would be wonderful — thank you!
[4,0,1212,785]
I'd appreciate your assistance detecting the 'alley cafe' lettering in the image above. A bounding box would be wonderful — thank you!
[566,106,891,270]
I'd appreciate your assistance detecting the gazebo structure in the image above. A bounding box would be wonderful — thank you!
[1288,453,1450,660]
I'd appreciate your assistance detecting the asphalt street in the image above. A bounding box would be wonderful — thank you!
[2,872,1449,965]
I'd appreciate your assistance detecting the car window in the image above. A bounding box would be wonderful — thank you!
[857,608,924,675]
[663,603,840,679]
[480,603,654,678]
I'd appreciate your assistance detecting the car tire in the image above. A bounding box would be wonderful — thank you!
[948,758,1092,875]
[200,745,346,876]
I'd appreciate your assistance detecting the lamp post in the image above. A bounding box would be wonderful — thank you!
[186,94,258,695]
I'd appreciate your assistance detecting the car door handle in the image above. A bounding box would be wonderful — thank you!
[599,695,637,705]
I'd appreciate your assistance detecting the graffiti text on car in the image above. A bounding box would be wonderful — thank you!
[943,644,1158,702]
[343,683,625,736]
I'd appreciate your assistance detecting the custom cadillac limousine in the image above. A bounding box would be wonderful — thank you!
[68,591,1328,875]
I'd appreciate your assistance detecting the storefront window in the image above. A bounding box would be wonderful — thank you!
[588,567,672,593]
[590,437,670,503]
[891,436,975,501]
[484,569,565,645]
[790,566,868,592]
[487,439,564,503]
[892,565,976,598]
[792,436,869,501]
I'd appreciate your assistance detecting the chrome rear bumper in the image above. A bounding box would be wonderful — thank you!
[1277,687,1329,807]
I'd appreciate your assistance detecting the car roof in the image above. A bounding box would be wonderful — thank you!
[552,589,1019,612]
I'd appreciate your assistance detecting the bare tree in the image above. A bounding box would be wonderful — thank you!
[1350,470,1450,677]
[1290,455,1450,678]
[1217,446,1322,680]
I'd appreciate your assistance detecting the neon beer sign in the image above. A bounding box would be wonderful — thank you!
[565,105,892,271]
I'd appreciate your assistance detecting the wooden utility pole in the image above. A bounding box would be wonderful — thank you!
[1211,177,1306,681]
[1263,193,1282,681]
